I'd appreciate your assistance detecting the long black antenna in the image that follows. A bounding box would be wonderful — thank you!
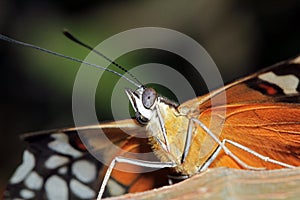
[0,34,142,88]
[63,30,143,86]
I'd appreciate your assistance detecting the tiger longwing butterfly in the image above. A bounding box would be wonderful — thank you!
[1,33,300,200]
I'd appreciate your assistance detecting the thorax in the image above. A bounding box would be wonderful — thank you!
[146,101,220,175]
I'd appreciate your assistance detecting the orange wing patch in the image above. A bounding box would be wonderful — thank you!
[200,103,300,169]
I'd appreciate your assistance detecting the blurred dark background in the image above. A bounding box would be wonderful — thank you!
[1,0,300,195]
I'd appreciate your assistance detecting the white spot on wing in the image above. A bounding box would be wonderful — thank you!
[72,160,96,183]
[70,179,95,199]
[45,155,69,169]
[49,133,83,158]
[58,166,68,175]
[259,72,299,95]
[107,179,126,196]
[45,175,68,200]
[20,189,35,199]
[24,171,43,190]
[10,150,35,184]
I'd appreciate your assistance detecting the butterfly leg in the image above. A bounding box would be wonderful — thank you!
[155,103,171,152]
[198,139,267,172]
[221,139,295,168]
[97,156,176,200]
[198,138,295,172]
[185,118,294,173]
[181,118,263,171]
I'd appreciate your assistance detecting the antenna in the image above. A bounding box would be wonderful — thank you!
[63,30,143,86]
[0,33,142,88]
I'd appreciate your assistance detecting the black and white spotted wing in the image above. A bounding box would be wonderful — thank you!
[4,129,102,200]
[4,120,161,200]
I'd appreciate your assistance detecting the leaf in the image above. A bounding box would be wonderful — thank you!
[106,167,300,200]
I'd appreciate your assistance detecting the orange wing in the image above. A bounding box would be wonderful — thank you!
[180,56,300,116]
[198,103,300,169]
[178,56,300,171]
[79,120,171,196]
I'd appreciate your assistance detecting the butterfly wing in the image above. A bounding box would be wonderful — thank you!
[4,120,169,200]
[4,128,102,200]
[181,56,300,169]
[180,55,300,116]
[201,103,300,169]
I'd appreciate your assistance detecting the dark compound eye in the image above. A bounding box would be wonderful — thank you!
[142,88,157,109]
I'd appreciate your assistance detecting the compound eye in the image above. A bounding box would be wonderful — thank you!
[142,88,157,109]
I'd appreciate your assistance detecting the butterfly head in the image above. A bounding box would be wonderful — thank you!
[125,87,158,124]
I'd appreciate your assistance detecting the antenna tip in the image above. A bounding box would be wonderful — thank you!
[62,29,70,36]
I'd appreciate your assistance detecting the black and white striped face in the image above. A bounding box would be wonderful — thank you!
[125,87,158,124]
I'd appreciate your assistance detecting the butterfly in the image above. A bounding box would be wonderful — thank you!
[93,55,300,199]
[2,33,300,199]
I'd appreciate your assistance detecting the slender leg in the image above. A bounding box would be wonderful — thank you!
[223,139,295,168]
[181,118,195,163]
[96,156,176,200]
[155,104,170,152]
[198,140,264,172]
[185,118,295,173]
